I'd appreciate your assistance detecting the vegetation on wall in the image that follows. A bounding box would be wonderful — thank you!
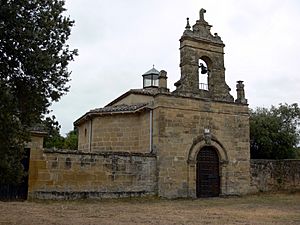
[0,0,77,184]
[250,103,300,159]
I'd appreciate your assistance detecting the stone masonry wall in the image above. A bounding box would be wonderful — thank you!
[28,148,157,199]
[78,112,150,153]
[152,94,250,198]
[27,133,300,200]
[250,159,300,192]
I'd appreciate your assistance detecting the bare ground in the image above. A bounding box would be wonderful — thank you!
[0,192,300,225]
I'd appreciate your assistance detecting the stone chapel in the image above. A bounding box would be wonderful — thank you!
[73,9,250,198]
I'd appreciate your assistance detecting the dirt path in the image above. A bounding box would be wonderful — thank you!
[0,193,299,225]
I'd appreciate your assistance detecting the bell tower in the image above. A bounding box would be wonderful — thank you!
[175,9,234,102]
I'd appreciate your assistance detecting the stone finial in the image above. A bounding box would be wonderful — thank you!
[159,70,167,78]
[185,17,191,30]
[235,80,248,104]
[199,8,206,21]
[214,33,222,41]
[181,8,223,45]
[158,70,169,92]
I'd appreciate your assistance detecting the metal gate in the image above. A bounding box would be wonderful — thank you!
[0,148,30,200]
[196,146,220,197]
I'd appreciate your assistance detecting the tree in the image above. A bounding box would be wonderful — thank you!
[63,129,78,150]
[296,147,300,159]
[250,103,300,159]
[0,0,77,184]
[43,116,78,150]
[43,116,65,149]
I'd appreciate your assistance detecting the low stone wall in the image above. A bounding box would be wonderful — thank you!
[28,140,300,199]
[250,159,300,192]
[28,149,157,199]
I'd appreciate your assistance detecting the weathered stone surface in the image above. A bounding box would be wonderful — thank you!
[250,160,300,192]
[77,112,151,153]
[152,94,250,198]
[28,148,157,200]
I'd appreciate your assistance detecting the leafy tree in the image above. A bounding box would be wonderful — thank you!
[295,147,300,159]
[0,87,27,184]
[0,0,77,184]
[250,103,300,159]
[43,116,65,149]
[63,129,78,150]
[43,116,78,150]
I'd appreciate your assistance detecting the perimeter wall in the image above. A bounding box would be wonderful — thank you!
[27,135,300,199]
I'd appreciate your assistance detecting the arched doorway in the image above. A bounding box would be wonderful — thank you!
[196,146,220,197]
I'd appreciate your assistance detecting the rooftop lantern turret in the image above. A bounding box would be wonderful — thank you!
[142,66,159,88]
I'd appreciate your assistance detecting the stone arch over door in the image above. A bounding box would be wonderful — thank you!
[187,136,229,198]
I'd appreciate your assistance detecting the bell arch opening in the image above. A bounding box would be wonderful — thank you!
[198,56,212,91]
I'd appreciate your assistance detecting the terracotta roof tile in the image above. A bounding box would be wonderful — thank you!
[129,88,159,96]
[73,103,150,126]
[90,103,148,113]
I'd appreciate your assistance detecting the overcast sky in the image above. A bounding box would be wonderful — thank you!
[52,0,300,135]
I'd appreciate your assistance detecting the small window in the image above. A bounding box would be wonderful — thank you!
[143,74,159,88]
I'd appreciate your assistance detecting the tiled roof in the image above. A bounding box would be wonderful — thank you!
[129,88,159,96]
[90,103,148,113]
[74,103,149,126]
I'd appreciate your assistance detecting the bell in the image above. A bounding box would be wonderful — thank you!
[201,67,208,74]
[199,63,208,74]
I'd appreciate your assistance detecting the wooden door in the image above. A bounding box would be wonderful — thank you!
[196,147,220,197]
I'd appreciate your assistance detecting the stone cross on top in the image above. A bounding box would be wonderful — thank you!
[199,8,206,21]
